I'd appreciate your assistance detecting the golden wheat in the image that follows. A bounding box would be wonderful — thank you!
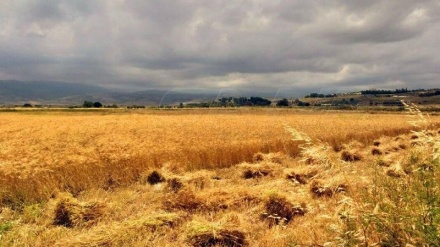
[0,108,440,246]
[1,109,439,204]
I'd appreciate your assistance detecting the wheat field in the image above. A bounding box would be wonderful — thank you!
[0,108,440,246]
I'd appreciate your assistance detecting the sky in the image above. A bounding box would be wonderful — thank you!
[0,0,439,94]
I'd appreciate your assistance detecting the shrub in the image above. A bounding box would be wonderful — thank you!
[93,102,103,108]
[82,101,94,108]
[276,98,290,107]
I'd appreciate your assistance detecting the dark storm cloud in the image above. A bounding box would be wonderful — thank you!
[0,0,439,91]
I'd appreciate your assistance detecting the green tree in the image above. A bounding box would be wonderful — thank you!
[83,101,93,108]
[276,98,290,107]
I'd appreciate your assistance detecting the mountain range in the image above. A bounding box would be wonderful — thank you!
[0,80,306,106]
[0,80,218,106]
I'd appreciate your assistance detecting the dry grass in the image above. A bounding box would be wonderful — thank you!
[190,229,248,247]
[0,108,440,246]
[261,194,306,226]
[1,109,436,203]
[341,150,363,162]
[286,169,318,185]
[310,180,348,198]
[371,147,383,155]
[52,194,105,228]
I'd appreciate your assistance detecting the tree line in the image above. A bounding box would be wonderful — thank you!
[360,88,411,95]
[419,90,440,97]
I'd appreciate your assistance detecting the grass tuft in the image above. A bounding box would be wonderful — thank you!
[341,150,363,162]
[252,153,265,163]
[242,169,270,179]
[190,230,248,247]
[376,158,392,167]
[310,180,347,198]
[164,190,204,212]
[261,194,306,227]
[371,148,383,155]
[286,170,317,185]
[53,195,104,227]
[147,171,166,185]
[167,178,184,193]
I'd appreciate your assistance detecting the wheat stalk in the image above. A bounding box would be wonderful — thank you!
[283,124,312,146]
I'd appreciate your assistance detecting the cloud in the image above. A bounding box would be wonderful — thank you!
[0,0,439,92]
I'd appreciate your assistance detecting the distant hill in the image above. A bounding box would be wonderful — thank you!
[300,89,440,107]
[58,90,218,106]
[0,80,218,106]
[4,80,437,107]
[0,80,109,104]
